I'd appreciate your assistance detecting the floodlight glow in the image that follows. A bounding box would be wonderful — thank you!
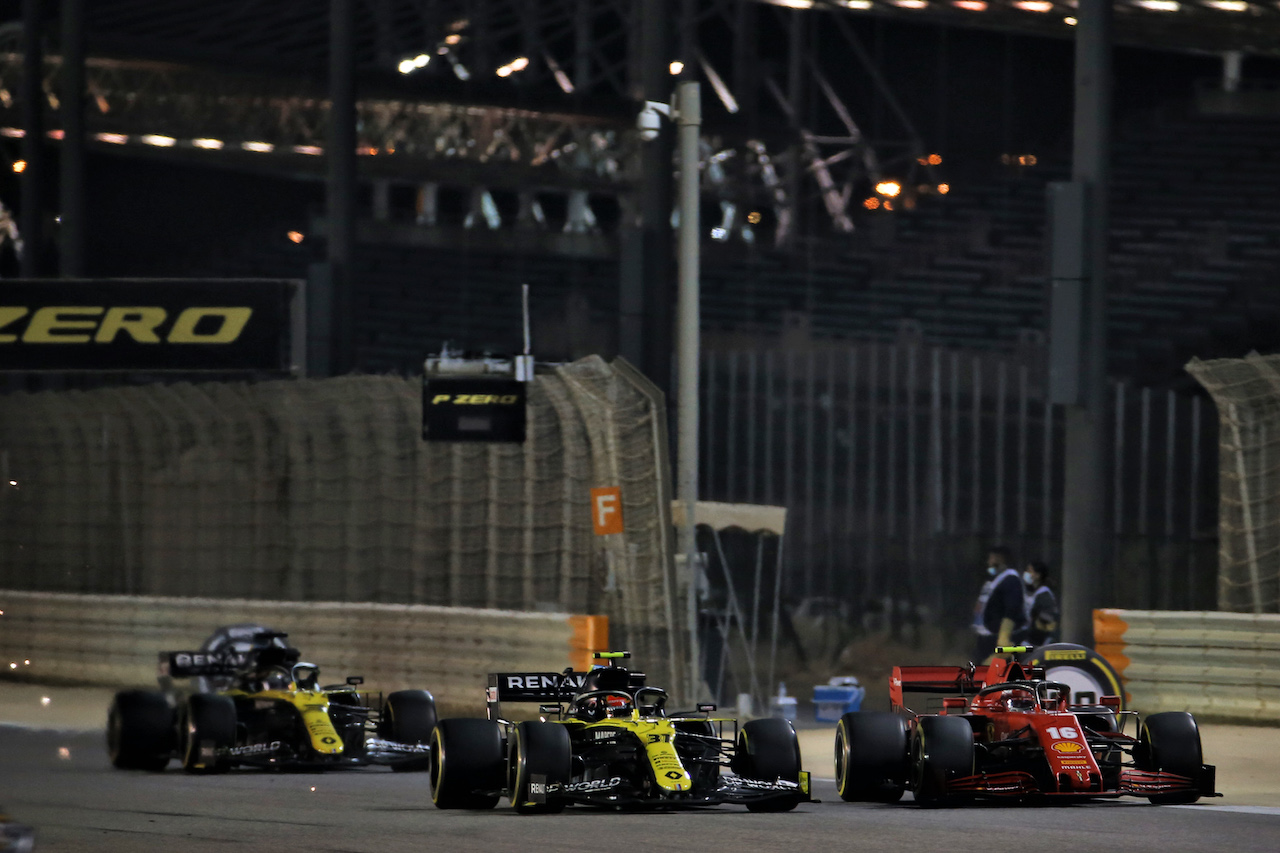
[1133,0,1179,8]
[1065,15,1078,23]
[242,141,274,153]
[413,54,430,68]
[192,138,224,150]
[397,59,414,74]
[1013,0,1054,9]
[95,132,127,144]
[11,159,25,173]
[1204,0,1247,9]
[875,180,902,197]
[892,0,929,7]
[669,61,685,75]
[864,197,881,210]
[938,183,950,194]
[0,127,24,138]
[293,145,323,155]
[953,0,988,10]
[769,0,815,7]
[140,134,176,147]
[844,0,873,7]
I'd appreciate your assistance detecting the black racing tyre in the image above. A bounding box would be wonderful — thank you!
[1137,711,1203,805]
[1021,643,1126,709]
[107,690,175,771]
[835,712,908,803]
[732,718,803,813]
[181,693,237,774]
[430,718,504,810]
[382,690,438,772]
[508,721,572,814]
[910,715,973,807]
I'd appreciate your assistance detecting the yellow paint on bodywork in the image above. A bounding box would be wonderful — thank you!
[584,717,692,793]
[223,687,344,755]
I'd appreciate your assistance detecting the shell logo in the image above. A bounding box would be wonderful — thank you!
[1052,741,1084,754]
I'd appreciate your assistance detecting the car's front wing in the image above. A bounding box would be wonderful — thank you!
[944,764,1219,799]
[524,771,812,809]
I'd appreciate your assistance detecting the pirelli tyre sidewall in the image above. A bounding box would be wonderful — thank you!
[835,712,908,803]
[508,721,572,814]
[1021,643,1126,709]
[107,689,176,771]
[382,690,438,772]
[182,693,237,774]
[429,718,504,810]
[733,718,803,813]
[910,715,973,808]
[1138,711,1204,805]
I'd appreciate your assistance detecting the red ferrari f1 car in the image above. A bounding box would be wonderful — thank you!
[834,645,1219,806]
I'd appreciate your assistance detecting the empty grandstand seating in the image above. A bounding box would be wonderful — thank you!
[189,110,1280,385]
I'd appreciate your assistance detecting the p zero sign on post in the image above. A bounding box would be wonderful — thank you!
[0,279,298,372]
[591,486,623,535]
[422,378,527,443]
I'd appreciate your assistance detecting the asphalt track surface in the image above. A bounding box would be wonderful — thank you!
[4,726,1280,853]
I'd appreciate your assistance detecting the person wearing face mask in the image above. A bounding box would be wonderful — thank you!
[1020,561,1059,646]
[971,546,1025,661]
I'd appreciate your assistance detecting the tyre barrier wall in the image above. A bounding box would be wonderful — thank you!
[1094,608,1280,723]
[0,590,607,717]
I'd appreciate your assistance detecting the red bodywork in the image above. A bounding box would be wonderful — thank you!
[892,656,1213,799]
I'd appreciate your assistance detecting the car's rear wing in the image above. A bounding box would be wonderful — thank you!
[158,649,248,679]
[485,670,647,720]
[890,665,992,711]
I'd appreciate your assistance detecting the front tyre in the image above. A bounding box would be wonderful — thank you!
[430,719,504,810]
[107,690,175,771]
[910,716,973,808]
[1137,711,1203,805]
[181,693,236,774]
[732,718,803,813]
[508,721,571,814]
[835,712,908,803]
[382,690,438,772]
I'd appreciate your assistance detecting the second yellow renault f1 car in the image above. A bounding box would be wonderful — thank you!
[429,652,812,813]
[107,626,436,773]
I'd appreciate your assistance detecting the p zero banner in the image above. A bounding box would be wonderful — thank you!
[0,279,298,372]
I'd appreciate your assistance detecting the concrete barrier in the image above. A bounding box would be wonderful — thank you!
[0,590,607,716]
[1094,608,1280,723]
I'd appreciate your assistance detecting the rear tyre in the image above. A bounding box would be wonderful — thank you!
[430,718,504,809]
[835,712,908,803]
[107,690,175,771]
[732,718,803,812]
[382,690,438,772]
[1137,711,1203,805]
[508,721,572,814]
[910,716,973,807]
[181,693,237,774]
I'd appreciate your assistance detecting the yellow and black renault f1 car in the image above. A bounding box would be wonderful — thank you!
[107,626,436,773]
[429,652,812,813]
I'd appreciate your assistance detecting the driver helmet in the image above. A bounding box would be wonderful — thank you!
[573,665,633,721]
[1004,689,1036,712]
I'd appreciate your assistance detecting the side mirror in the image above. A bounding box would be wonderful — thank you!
[346,676,364,686]
[697,703,717,713]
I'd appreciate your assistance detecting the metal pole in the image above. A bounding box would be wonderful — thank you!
[676,80,702,701]
[328,0,357,376]
[59,0,85,277]
[1059,0,1111,644]
[20,0,45,278]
